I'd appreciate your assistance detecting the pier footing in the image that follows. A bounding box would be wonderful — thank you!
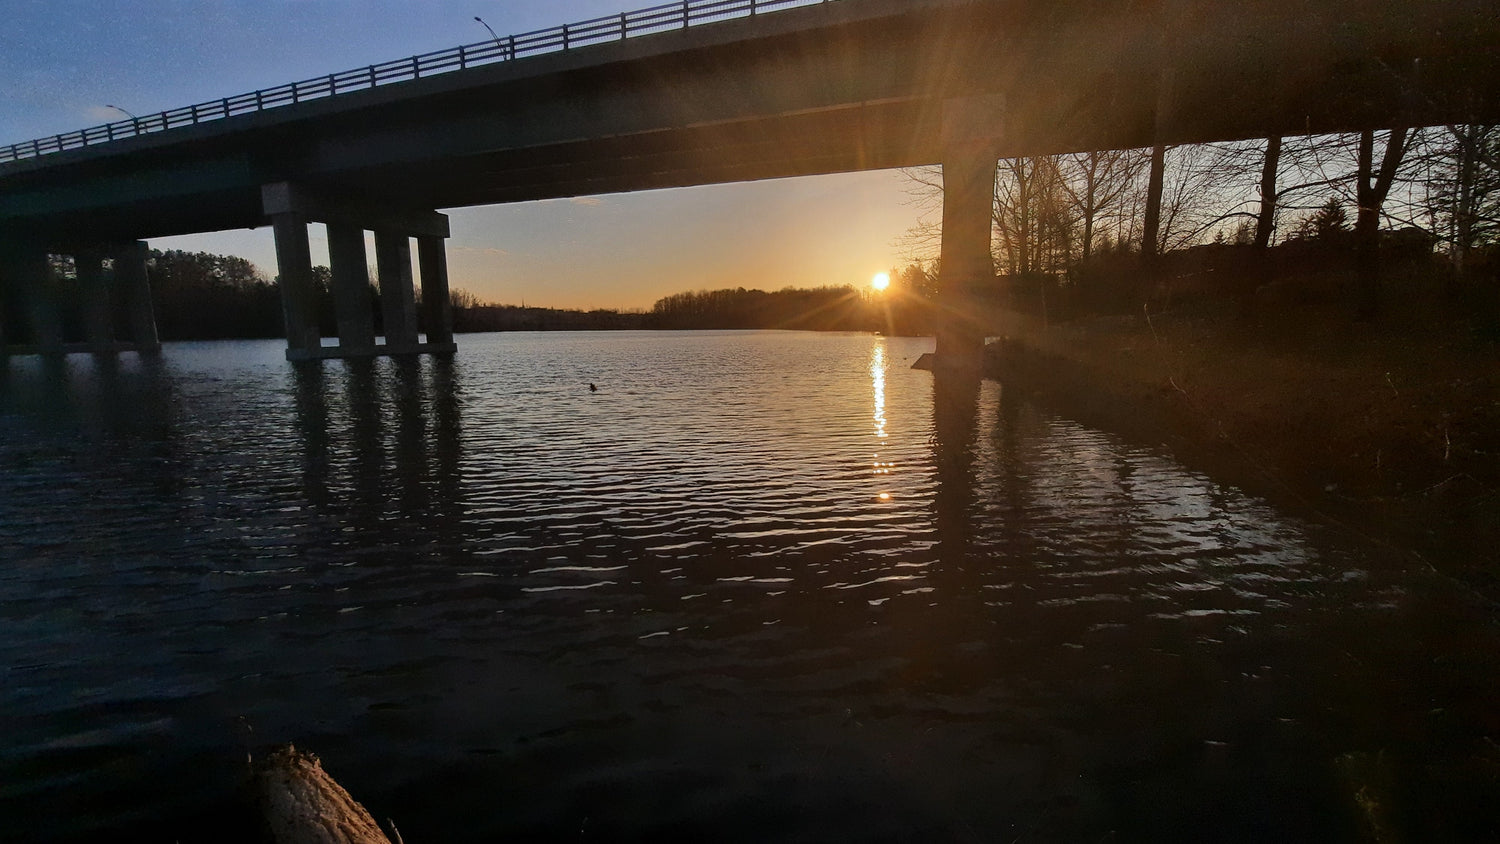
[286,340,457,362]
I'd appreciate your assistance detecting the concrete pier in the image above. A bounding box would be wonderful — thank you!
[264,182,455,362]
[0,240,159,357]
[327,222,376,353]
[272,213,323,358]
[26,254,63,355]
[417,236,454,348]
[0,246,65,355]
[0,242,37,352]
[76,250,115,352]
[375,231,419,349]
[934,149,998,367]
[114,241,159,351]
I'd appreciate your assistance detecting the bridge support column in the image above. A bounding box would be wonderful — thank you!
[273,214,323,360]
[0,240,157,357]
[417,235,454,347]
[6,249,64,355]
[375,231,419,350]
[0,244,19,352]
[327,222,376,353]
[263,182,452,360]
[934,148,998,370]
[76,250,115,352]
[114,241,160,352]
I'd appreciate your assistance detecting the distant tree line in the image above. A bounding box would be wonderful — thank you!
[11,247,910,344]
[648,286,874,331]
[147,249,285,339]
[19,249,372,343]
[12,249,288,344]
[140,252,915,338]
[457,284,901,333]
[453,303,648,332]
[145,250,384,341]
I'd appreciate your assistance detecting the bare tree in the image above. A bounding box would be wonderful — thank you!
[1425,124,1500,274]
[992,156,1076,276]
[1058,149,1148,263]
[1150,143,1261,252]
[1354,128,1413,317]
[1253,136,1282,250]
[1141,143,1167,261]
[904,158,1081,278]
[895,165,944,264]
[1255,135,1363,245]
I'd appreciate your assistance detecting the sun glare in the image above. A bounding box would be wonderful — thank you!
[871,272,890,291]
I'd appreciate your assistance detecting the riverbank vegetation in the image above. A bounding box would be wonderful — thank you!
[456,282,927,332]
[896,125,1496,322]
[940,124,1500,593]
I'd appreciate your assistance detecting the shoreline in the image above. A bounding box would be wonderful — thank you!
[982,306,1500,601]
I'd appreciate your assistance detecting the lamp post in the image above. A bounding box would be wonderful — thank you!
[474,16,500,41]
[104,104,141,134]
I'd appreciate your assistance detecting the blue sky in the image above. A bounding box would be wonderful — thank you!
[0,0,925,309]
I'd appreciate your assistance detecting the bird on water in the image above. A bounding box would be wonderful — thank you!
[589,383,597,392]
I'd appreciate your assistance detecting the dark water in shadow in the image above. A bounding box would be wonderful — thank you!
[2,331,1497,842]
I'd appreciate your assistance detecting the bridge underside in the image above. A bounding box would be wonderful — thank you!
[2,0,1498,362]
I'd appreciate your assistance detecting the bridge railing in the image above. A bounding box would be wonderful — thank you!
[0,0,838,164]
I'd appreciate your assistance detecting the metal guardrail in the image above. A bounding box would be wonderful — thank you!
[0,0,838,164]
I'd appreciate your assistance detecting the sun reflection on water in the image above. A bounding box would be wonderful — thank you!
[871,341,892,501]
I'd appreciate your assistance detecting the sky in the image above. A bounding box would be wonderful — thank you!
[0,0,931,310]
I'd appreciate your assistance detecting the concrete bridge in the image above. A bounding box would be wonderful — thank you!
[1,0,1497,363]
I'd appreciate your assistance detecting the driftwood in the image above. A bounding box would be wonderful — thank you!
[254,745,397,844]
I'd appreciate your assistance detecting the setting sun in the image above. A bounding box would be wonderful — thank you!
[871,272,890,291]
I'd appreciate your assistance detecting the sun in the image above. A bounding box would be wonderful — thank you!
[871,272,890,291]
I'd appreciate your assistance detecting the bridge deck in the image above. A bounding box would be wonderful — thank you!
[1,0,1497,247]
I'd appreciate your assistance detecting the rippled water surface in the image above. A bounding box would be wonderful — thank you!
[3,331,1499,842]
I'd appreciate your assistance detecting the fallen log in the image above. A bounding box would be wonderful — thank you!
[254,745,397,844]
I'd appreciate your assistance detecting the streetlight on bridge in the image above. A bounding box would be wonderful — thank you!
[474,16,500,42]
[104,104,141,134]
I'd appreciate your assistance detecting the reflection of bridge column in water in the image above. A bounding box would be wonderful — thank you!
[391,357,428,511]
[291,356,464,530]
[898,362,992,676]
[292,362,332,508]
[343,359,386,514]
[993,381,1038,560]
[0,349,175,447]
[430,356,463,521]
[931,366,982,573]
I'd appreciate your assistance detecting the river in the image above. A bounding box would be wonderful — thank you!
[2,330,1497,841]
